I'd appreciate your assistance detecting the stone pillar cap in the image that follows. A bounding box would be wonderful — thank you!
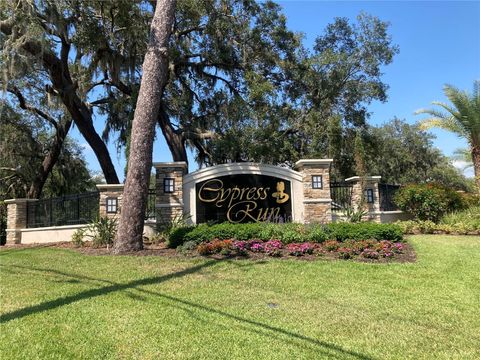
[345,176,381,182]
[96,184,125,191]
[4,198,37,204]
[153,161,188,169]
[294,159,333,170]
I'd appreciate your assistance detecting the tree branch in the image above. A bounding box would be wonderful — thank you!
[7,86,59,129]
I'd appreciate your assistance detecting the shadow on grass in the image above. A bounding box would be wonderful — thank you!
[1,261,374,360]
[0,260,218,323]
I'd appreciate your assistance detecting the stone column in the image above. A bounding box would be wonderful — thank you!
[153,162,188,227]
[345,176,381,222]
[5,199,33,245]
[294,159,333,224]
[97,184,124,219]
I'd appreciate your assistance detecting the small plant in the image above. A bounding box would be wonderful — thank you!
[264,240,283,257]
[71,228,86,247]
[323,240,340,251]
[342,207,368,223]
[337,247,354,259]
[287,242,315,256]
[361,248,380,259]
[196,239,233,256]
[250,241,264,252]
[177,240,198,254]
[85,217,117,248]
[149,232,167,244]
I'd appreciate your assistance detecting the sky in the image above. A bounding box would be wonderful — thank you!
[75,0,480,180]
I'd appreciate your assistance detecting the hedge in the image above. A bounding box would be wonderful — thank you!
[167,222,403,248]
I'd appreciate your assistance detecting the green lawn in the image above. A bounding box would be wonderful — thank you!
[1,236,479,360]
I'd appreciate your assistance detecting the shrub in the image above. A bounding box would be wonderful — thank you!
[197,239,233,256]
[85,217,117,247]
[394,183,466,222]
[342,207,368,223]
[323,240,340,251]
[177,240,198,253]
[167,226,195,248]
[264,240,283,257]
[395,208,480,235]
[71,228,86,247]
[337,247,354,259]
[325,223,403,242]
[306,225,328,243]
[287,242,315,256]
[361,248,380,259]
[441,206,480,231]
[167,221,403,246]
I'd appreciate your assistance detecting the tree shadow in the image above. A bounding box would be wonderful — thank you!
[135,287,375,360]
[0,260,218,323]
[1,261,374,360]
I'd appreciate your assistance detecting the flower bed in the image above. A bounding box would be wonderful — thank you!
[184,238,407,261]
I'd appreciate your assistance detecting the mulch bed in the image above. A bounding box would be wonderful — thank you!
[1,241,417,263]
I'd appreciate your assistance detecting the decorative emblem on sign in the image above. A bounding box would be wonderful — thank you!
[272,181,289,204]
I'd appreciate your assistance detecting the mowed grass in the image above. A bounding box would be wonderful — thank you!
[0,236,479,360]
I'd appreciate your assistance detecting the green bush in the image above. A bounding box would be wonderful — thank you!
[325,223,403,242]
[167,226,196,248]
[394,183,466,222]
[85,217,117,247]
[167,222,403,247]
[71,228,86,247]
[395,207,480,235]
[441,206,480,230]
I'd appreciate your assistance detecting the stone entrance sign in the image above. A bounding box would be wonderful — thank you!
[195,174,293,223]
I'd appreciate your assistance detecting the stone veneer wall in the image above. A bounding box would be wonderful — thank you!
[294,159,333,224]
[154,162,188,227]
[5,199,33,244]
[97,184,124,219]
[346,176,381,222]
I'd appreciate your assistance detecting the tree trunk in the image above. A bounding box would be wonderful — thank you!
[27,119,73,199]
[472,146,480,192]
[115,0,177,253]
[61,91,120,184]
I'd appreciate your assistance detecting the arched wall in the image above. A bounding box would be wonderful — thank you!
[183,163,304,223]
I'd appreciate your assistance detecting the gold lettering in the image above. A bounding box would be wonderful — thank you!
[216,187,232,207]
[260,187,270,200]
[227,201,258,223]
[246,188,257,200]
[198,179,223,203]
[228,187,242,208]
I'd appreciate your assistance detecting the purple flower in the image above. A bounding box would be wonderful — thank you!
[251,243,264,252]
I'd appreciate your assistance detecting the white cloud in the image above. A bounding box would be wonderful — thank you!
[452,160,474,178]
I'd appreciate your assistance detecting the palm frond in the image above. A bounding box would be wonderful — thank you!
[417,117,467,137]
[416,82,480,146]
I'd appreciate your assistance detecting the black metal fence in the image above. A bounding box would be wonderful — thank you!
[27,192,99,228]
[379,183,400,211]
[330,182,353,212]
[145,189,156,220]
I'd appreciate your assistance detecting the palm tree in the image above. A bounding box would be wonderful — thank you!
[415,81,480,191]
